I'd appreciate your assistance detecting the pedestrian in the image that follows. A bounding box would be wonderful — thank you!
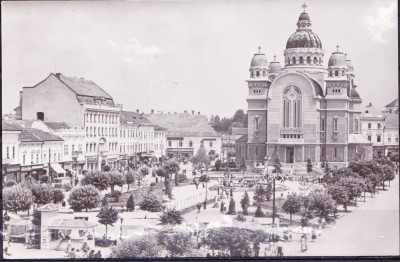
[300,234,307,252]
[277,240,283,257]
[289,231,293,242]
[82,241,90,256]
[203,200,207,210]
[253,240,260,257]
[56,235,63,251]
[270,241,277,256]
[66,239,72,253]
[203,182,205,188]
[217,187,220,195]
[196,182,199,190]
[311,228,317,242]
[230,188,233,197]
[197,202,201,213]
[220,201,225,213]
[264,242,271,257]
[95,250,102,258]
[69,248,76,259]
[88,250,95,259]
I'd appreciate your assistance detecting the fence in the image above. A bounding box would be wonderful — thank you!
[166,190,218,211]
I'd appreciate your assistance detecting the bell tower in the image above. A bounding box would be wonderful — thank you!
[246,47,271,165]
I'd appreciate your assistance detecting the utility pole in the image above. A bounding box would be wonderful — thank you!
[272,175,276,225]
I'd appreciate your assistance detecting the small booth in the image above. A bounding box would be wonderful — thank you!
[50,163,69,188]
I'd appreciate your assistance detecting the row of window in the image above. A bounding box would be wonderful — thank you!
[329,69,346,77]
[22,153,61,165]
[5,146,16,159]
[85,113,119,124]
[167,140,213,147]
[120,143,155,153]
[281,134,302,139]
[367,123,382,129]
[320,118,339,132]
[250,70,267,78]
[253,89,262,94]
[287,56,321,65]
[64,144,83,155]
[331,89,341,93]
[367,134,398,143]
[86,127,118,137]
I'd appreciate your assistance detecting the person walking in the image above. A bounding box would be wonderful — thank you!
[56,235,63,251]
[197,203,201,213]
[220,201,225,213]
[311,228,317,242]
[300,234,307,252]
[66,239,72,253]
[203,200,207,210]
[277,240,283,257]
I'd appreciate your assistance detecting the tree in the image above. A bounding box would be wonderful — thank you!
[97,206,119,240]
[125,171,135,190]
[206,227,262,257]
[31,183,55,206]
[139,193,163,212]
[227,197,236,215]
[52,189,65,204]
[282,193,302,224]
[3,185,33,213]
[327,184,350,212]
[162,159,180,187]
[157,231,194,257]
[215,159,222,171]
[232,109,246,125]
[137,167,150,187]
[191,145,210,175]
[110,235,160,258]
[80,171,110,191]
[253,185,266,205]
[109,172,125,192]
[240,191,250,215]
[240,157,246,177]
[272,155,282,174]
[307,159,313,173]
[307,189,336,219]
[381,164,395,188]
[337,177,364,203]
[32,209,41,226]
[255,205,264,217]
[68,185,101,212]
[159,208,183,225]
[127,193,135,212]
[265,182,273,201]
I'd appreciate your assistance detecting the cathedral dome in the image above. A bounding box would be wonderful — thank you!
[286,30,322,49]
[269,61,282,74]
[298,12,310,21]
[250,53,268,68]
[328,52,347,68]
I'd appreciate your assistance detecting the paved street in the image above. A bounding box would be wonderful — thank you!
[282,175,399,256]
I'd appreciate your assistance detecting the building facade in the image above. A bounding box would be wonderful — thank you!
[361,103,385,156]
[2,122,22,183]
[243,8,372,168]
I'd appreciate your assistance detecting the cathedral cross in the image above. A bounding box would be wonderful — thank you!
[302,3,308,12]
[336,44,340,51]
[274,55,276,62]
[258,46,262,53]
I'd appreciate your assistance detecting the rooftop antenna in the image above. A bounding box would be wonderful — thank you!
[302,3,308,13]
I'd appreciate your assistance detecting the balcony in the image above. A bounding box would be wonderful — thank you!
[280,127,303,135]
[277,137,304,144]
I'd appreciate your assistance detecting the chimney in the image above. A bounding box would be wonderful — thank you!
[55,73,61,79]
[151,109,154,114]
[198,111,200,115]
[136,109,139,113]
[184,110,187,114]
[192,110,194,115]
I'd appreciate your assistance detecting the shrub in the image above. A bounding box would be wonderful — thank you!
[95,238,117,247]
[227,198,236,215]
[150,182,156,187]
[235,213,246,222]
[178,174,187,183]
[139,193,163,212]
[102,165,111,172]
[5,181,16,188]
[110,235,159,258]
[39,175,49,184]
[199,175,209,182]
[126,194,135,212]
[52,189,65,204]
[68,185,101,212]
[110,190,122,202]
[255,205,264,217]
[159,208,183,225]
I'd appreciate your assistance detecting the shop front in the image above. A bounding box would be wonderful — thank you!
[20,165,33,181]
[86,157,98,172]
[50,163,68,187]
[2,164,21,183]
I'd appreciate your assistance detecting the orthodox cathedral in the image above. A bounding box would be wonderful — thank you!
[237,6,373,168]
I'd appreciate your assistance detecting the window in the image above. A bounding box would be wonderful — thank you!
[329,70,332,77]
[36,154,39,163]
[321,147,326,159]
[377,135,381,142]
[341,70,345,76]
[334,148,337,158]
[368,123,371,129]
[251,71,254,78]
[283,86,302,128]
[179,141,183,147]
[355,119,359,133]
[377,123,381,129]
[189,141,193,147]
[31,154,34,164]
[12,146,15,158]
[54,153,56,162]
[210,141,213,147]
[321,118,325,131]
[388,137,391,143]
[333,119,338,132]
[23,155,26,165]
[314,57,318,64]
[72,145,75,152]
[43,154,46,163]
[168,141,172,147]
[287,57,291,65]
[256,71,259,77]
[254,117,260,131]
[255,146,258,156]
[64,145,68,155]
[396,137,399,143]
[292,57,296,64]
[307,56,311,64]
[299,56,304,64]
[335,70,339,76]
[6,147,9,159]
[263,71,266,76]
[368,135,371,141]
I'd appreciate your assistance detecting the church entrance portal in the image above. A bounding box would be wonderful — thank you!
[286,147,294,163]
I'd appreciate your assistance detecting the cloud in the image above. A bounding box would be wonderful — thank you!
[366,1,396,43]
[124,38,161,56]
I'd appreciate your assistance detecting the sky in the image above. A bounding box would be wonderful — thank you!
[2,0,398,118]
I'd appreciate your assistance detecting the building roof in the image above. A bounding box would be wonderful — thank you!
[250,53,268,68]
[348,134,373,144]
[120,111,153,125]
[19,127,63,142]
[361,103,384,119]
[349,88,361,99]
[308,78,324,97]
[235,134,248,143]
[2,121,22,132]
[328,52,347,68]
[384,114,399,129]
[154,125,167,131]
[49,218,97,229]
[385,98,398,108]
[37,203,61,212]
[145,113,219,137]
[44,122,71,130]
[55,73,113,99]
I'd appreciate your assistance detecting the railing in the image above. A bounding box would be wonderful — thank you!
[166,190,218,212]
[277,138,304,143]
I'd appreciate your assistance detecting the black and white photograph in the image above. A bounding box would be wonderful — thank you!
[1,0,399,259]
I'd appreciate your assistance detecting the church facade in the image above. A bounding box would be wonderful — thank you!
[242,8,373,168]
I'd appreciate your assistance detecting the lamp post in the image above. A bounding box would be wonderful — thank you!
[272,174,276,225]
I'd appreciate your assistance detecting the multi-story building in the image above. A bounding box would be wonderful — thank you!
[154,125,167,159]
[383,98,398,114]
[2,122,22,183]
[383,114,399,156]
[242,7,372,168]
[19,73,122,171]
[361,103,385,156]
[145,111,221,158]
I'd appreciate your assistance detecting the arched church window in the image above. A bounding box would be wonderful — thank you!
[329,70,332,77]
[251,71,254,78]
[314,57,318,64]
[319,58,322,64]
[307,56,311,64]
[282,86,302,128]
[341,70,345,76]
[299,56,304,64]
[335,70,339,76]
[263,71,266,76]
[292,57,296,64]
[256,71,260,77]
[287,57,291,65]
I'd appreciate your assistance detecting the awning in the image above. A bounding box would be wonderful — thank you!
[50,163,66,174]
[348,134,373,144]
[77,155,86,164]
[67,169,76,174]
